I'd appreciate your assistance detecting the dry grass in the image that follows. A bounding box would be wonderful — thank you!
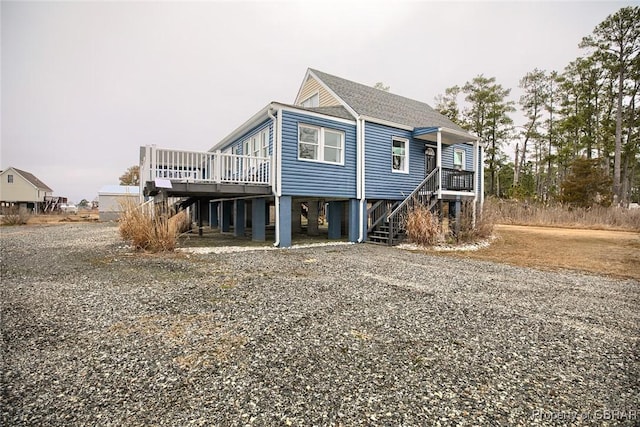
[0,207,31,226]
[441,224,640,280]
[118,199,191,252]
[487,198,640,231]
[406,205,442,246]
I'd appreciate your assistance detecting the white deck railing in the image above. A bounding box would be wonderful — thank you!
[140,145,271,186]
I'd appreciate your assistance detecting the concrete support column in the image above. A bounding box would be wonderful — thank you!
[307,200,319,236]
[341,202,349,235]
[221,201,232,233]
[210,202,219,228]
[291,201,302,234]
[348,199,359,243]
[251,198,266,242]
[278,196,292,248]
[198,199,209,237]
[246,200,252,228]
[234,200,245,237]
[327,201,343,240]
[361,199,368,242]
[454,197,461,237]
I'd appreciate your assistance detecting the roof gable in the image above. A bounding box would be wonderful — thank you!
[308,69,467,133]
[3,167,54,192]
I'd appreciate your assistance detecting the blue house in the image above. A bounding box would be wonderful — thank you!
[140,69,483,247]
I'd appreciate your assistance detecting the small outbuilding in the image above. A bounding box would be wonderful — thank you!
[98,185,139,221]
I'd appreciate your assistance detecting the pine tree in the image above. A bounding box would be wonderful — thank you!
[560,158,612,207]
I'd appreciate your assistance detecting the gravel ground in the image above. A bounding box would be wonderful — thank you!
[1,223,639,426]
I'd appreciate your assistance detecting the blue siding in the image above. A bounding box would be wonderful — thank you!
[364,122,426,200]
[281,111,357,198]
[219,119,273,155]
[441,143,474,170]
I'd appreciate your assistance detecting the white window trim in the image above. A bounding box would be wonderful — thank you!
[454,148,466,170]
[260,129,269,158]
[391,137,409,174]
[242,128,270,158]
[300,92,320,108]
[297,123,345,166]
[243,139,250,156]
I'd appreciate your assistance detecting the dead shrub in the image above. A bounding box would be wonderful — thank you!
[406,204,442,246]
[454,201,496,243]
[118,199,191,252]
[1,206,31,226]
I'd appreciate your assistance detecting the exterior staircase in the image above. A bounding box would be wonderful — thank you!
[367,168,440,246]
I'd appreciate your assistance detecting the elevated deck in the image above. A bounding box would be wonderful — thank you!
[140,146,272,199]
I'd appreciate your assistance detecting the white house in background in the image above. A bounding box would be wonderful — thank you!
[98,185,139,221]
[0,167,54,214]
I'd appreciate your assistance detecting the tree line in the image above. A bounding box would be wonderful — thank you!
[434,6,639,207]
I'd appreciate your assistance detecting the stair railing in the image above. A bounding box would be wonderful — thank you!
[387,168,440,245]
[367,200,399,233]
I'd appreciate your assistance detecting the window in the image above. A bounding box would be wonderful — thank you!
[260,129,269,158]
[7,174,13,183]
[298,124,344,165]
[392,138,408,173]
[243,129,269,157]
[323,130,343,163]
[300,93,319,108]
[454,148,466,170]
[243,138,250,156]
[298,125,319,160]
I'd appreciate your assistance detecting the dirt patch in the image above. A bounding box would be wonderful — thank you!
[437,224,640,280]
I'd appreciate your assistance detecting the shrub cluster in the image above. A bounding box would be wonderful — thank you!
[406,201,495,247]
[453,201,496,244]
[119,199,191,252]
[405,204,442,246]
[1,207,31,226]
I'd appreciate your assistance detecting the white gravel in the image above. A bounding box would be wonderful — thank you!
[1,223,639,426]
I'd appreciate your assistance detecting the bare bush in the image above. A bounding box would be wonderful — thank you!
[454,201,496,243]
[119,199,191,252]
[1,207,31,226]
[406,205,442,246]
[487,197,640,231]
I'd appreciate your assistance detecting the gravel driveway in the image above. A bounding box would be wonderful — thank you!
[1,223,638,426]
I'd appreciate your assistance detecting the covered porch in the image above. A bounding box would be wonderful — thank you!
[412,126,483,199]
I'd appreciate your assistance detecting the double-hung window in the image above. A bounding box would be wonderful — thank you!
[298,124,344,165]
[392,138,409,173]
[7,174,14,183]
[454,148,466,170]
[260,129,269,158]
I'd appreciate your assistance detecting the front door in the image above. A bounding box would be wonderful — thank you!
[425,147,436,176]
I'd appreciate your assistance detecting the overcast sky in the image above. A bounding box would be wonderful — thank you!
[1,1,634,203]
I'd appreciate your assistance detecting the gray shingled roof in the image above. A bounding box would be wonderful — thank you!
[309,69,467,132]
[12,168,53,192]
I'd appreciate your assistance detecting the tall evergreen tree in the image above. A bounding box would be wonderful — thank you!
[461,75,515,196]
[580,6,640,204]
[516,69,547,185]
[434,85,462,123]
